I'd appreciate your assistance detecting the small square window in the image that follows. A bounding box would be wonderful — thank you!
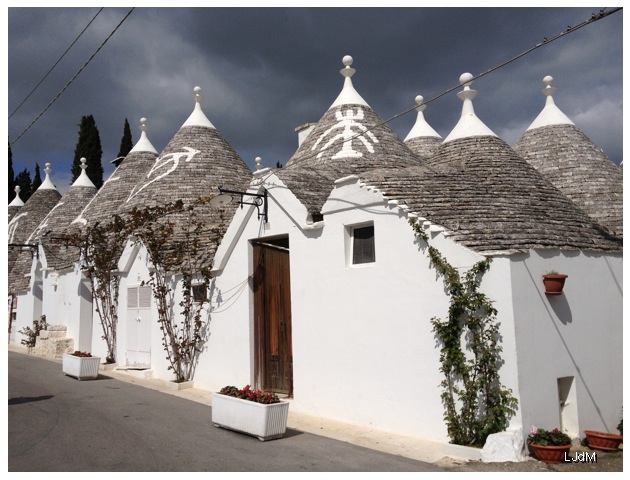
[192,283,207,303]
[352,225,375,265]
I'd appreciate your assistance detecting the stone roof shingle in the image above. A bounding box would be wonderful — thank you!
[361,136,622,254]
[514,124,623,238]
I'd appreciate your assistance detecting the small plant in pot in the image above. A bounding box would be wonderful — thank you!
[528,426,572,463]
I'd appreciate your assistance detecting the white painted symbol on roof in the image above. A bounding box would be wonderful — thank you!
[312,108,379,159]
[127,147,201,203]
[28,201,65,242]
[8,212,28,244]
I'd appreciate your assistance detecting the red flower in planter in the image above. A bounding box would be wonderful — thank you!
[71,351,93,357]
[219,384,281,404]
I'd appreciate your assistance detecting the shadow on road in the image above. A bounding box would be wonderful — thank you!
[9,395,54,405]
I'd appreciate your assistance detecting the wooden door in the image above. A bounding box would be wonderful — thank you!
[253,241,293,396]
[126,285,152,368]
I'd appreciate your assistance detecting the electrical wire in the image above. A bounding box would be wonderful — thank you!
[9,8,135,148]
[8,8,104,120]
[267,7,621,181]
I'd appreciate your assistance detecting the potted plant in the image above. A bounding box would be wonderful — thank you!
[212,385,290,441]
[528,427,572,463]
[542,271,568,295]
[62,351,101,380]
[583,430,623,451]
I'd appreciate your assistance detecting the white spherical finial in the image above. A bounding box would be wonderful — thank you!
[193,86,202,103]
[340,55,356,78]
[80,157,88,170]
[542,75,556,97]
[45,163,51,175]
[413,95,427,112]
[456,73,478,103]
[140,117,148,132]
[255,157,262,171]
[459,72,474,86]
[15,185,20,194]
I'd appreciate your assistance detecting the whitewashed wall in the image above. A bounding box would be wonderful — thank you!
[508,250,623,437]
[12,251,93,353]
[111,172,621,444]
[201,174,523,442]
[47,266,92,351]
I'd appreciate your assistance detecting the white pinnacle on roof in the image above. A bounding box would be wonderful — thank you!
[38,163,58,190]
[443,73,497,143]
[404,95,442,141]
[329,55,369,109]
[526,75,575,131]
[181,86,216,129]
[8,186,24,207]
[72,158,96,187]
[129,117,158,154]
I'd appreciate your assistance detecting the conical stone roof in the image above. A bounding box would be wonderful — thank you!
[7,163,61,291]
[279,56,422,215]
[10,160,97,292]
[363,136,621,254]
[404,95,442,161]
[8,164,62,275]
[358,74,622,255]
[119,87,252,268]
[514,76,623,238]
[72,118,159,229]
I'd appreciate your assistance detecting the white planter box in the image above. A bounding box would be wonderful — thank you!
[62,354,101,380]
[212,392,290,441]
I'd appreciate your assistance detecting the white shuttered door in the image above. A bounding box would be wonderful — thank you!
[126,285,152,367]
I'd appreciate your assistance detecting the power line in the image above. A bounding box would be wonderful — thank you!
[278,7,621,178]
[378,7,623,128]
[9,8,135,148]
[8,8,104,120]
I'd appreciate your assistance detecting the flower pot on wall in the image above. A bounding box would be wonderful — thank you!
[211,392,290,441]
[62,353,101,380]
[529,443,572,464]
[543,274,568,295]
[584,430,623,451]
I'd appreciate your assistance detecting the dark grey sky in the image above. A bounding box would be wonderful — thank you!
[7,7,623,194]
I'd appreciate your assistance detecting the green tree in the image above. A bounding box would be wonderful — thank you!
[8,143,15,203]
[31,162,42,192]
[14,169,32,203]
[117,118,133,159]
[72,115,103,188]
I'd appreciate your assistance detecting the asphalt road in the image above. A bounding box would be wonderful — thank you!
[8,351,444,472]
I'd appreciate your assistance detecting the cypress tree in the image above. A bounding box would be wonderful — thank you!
[117,118,133,159]
[14,169,32,203]
[72,115,104,188]
[31,162,42,192]
[8,143,15,203]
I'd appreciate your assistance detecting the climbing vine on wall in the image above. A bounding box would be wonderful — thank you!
[127,199,219,383]
[409,218,518,446]
[61,217,128,364]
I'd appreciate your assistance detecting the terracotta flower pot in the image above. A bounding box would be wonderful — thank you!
[543,274,568,295]
[529,443,572,464]
[584,430,623,451]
